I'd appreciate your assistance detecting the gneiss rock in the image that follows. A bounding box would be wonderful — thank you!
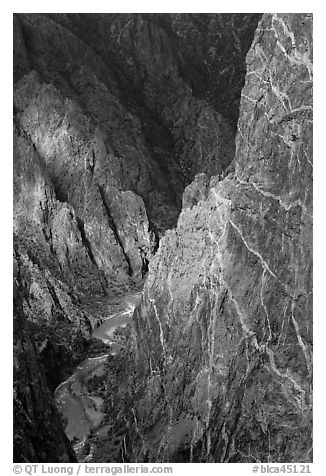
[182,173,210,210]
[12,13,267,462]
[170,13,262,127]
[13,285,77,463]
[14,124,99,394]
[13,70,152,288]
[131,13,312,463]
[13,13,259,234]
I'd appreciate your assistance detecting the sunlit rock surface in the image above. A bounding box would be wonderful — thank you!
[13,13,311,464]
[131,13,313,463]
[13,12,255,239]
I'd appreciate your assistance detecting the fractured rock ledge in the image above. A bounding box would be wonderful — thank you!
[130,13,313,463]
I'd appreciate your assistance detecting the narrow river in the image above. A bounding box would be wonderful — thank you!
[54,291,142,459]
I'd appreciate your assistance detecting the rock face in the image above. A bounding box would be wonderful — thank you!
[170,13,262,127]
[131,13,313,463]
[13,286,77,462]
[15,12,293,463]
[14,128,87,389]
[13,13,260,306]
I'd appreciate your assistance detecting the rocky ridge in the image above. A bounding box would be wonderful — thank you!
[14,13,303,463]
[128,13,313,463]
[14,13,258,359]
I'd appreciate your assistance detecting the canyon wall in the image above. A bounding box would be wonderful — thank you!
[15,13,312,464]
[13,285,77,462]
[13,13,259,367]
[131,13,313,463]
[13,19,259,341]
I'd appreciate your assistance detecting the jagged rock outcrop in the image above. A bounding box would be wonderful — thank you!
[13,13,260,313]
[14,13,260,230]
[14,69,155,287]
[13,13,264,462]
[13,13,259,356]
[13,286,77,462]
[131,13,313,463]
[14,124,101,392]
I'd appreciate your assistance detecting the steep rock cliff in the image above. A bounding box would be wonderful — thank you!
[14,124,103,391]
[13,13,263,462]
[170,13,262,127]
[131,13,313,463]
[13,12,260,369]
[13,285,77,462]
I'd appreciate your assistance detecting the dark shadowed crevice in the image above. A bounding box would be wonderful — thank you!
[13,13,312,465]
[148,221,160,254]
[75,217,98,269]
[98,186,133,276]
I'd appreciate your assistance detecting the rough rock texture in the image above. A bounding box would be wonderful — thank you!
[131,13,313,463]
[84,13,238,183]
[13,124,99,368]
[170,14,262,127]
[14,69,155,288]
[14,13,260,230]
[13,286,77,462]
[13,13,263,462]
[13,13,260,313]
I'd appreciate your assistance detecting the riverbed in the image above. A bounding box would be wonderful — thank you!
[54,291,142,458]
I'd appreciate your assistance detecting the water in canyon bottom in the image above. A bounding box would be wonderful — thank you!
[54,291,142,461]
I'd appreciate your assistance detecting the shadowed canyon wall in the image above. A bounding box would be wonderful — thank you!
[12,13,312,463]
[130,13,313,463]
